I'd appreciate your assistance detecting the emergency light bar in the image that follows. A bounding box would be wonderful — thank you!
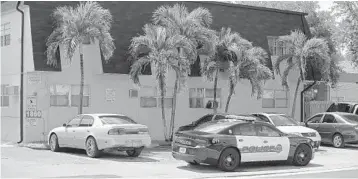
[225,115,256,122]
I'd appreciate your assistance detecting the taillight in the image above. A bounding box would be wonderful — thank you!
[108,128,125,135]
[138,128,149,134]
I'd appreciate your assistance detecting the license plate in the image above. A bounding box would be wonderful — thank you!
[125,140,142,146]
[179,147,186,154]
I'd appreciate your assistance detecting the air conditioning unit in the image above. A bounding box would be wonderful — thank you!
[6,85,19,95]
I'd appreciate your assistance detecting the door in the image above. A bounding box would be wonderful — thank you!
[64,115,82,147]
[74,115,94,149]
[231,123,263,162]
[306,114,323,131]
[319,114,339,142]
[254,124,290,161]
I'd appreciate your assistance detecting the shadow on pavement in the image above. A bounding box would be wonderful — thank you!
[177,161,324,174]
[60,148,160,163]
[321,144,358,151]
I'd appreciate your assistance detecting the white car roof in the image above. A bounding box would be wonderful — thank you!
[82,113,127,117]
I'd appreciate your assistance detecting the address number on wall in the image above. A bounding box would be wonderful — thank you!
[26,110,42,118]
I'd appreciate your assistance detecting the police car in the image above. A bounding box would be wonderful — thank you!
[172,117,315,172]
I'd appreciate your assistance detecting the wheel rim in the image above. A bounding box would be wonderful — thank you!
[334,135,342,147]
[223,153,236,168]
[50,135,57,150]
[86,139,95,156]
[296,147,309,164]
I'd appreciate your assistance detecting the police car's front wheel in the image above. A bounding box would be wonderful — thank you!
[218,148,240,172]
[292,144,312,166]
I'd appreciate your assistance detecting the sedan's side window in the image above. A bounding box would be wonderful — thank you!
[307,115,323,124]
[67,116,81,127]
[232,124,257,136]
[322,114,336,123]
[255,124,281,137]
[80,115,94,127]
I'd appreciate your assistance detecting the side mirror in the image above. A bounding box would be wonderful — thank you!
[63,123,67,127]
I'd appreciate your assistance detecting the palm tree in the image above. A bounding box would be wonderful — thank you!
[275,30,331,118]
[152,4,216,140]
[46,1,115,114]
[201,27,253,114]
[129,24,196,141]
[225,47,273,112]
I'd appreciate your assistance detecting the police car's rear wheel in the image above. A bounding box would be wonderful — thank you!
[293,144,312,166]
[218,148,240,172]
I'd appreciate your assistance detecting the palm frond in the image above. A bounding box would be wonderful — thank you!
[129,57,151,85]
[274,54,293,76]
[187,7,213,27]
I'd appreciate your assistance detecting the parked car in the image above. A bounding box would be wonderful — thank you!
[305,112,358,148]
[326,102,358,115]
[48,113,151,158]
[177,113,257,132]
[251,113,321,149]
[172,118,315,172]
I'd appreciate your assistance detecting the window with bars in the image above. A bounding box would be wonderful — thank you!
[189,88,221,108]
[1,22,11,47]
[50,84,90,107]
[267,36,290,56]
[1,84,9,107]
[262,89,288,108]
[139,86,173,108]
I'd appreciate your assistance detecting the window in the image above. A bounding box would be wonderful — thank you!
[255,124,281,137]
[322,114,336,123]
[254,114,271,123]
[67,116,81,127]
[129,89,138,98]
[262,89,288,108]
[267,36,290,56]
[233,124,256,136]
[189,88,221,108]
[139,86,173,108]
[269,115,299,126]
[100,115,137,124]
[307,114,323,124]
[196,115,214,126]
[80,115,94,127]
[1,22,11,47]
[1,84,9,107]
[50,84,90,107]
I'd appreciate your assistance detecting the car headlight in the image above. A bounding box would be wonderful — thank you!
[290,132,303,137]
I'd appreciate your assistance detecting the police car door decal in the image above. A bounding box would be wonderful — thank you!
[235,136,264,162]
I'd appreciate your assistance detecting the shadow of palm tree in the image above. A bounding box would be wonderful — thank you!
[61,148,160,163]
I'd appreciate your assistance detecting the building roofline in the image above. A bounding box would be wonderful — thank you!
[192,1,308,16]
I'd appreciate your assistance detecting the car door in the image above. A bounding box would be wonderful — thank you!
[74,115,94,149]
[319,114,338,143]
[254,123,290,161]
[64,115,82,147]
[305,114,323,131]
[231,123,263,162]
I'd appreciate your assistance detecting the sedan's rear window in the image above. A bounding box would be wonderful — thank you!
[341,115,358,124]
[100,115,137,124]
[194,122,234,133]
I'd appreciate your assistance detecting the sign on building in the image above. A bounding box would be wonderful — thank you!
[106,88,116,102]
[26,110,42,118]
[27,72,42,84]
[26,96,37,110]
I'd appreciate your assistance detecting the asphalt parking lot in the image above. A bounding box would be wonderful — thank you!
[1,144,358,178]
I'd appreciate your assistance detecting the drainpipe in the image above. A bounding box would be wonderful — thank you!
[16,1,25,144]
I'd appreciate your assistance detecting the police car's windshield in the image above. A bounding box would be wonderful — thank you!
[341,114,358,124]
[270,115,299,126]
[194,121,233,133]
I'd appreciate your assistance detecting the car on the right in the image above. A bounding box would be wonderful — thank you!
[305,112,358,148]
[326,102,358,115]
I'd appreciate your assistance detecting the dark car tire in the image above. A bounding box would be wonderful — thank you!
[85,137,101,158]
[49,133,61,152]
[187,161,200,165]
[126,147,143,157]
[218,148,240,172]
[292,144,312,166]
[332,133,345,148]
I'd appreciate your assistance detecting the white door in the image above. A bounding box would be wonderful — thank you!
[73,115,94,149]
[231,123,264,162]
[254,124,290,161]
[64,116,82,148]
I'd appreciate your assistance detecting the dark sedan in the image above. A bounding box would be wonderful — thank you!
[177,113,257,132]
[305,112,358,148]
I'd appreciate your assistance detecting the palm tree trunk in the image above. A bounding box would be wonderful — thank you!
[160,83,168,141]
[225,87,234,113]
[291,78,301,118]
[169,72,179,141]
[79,45,84,114]
[213,68,219,114]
